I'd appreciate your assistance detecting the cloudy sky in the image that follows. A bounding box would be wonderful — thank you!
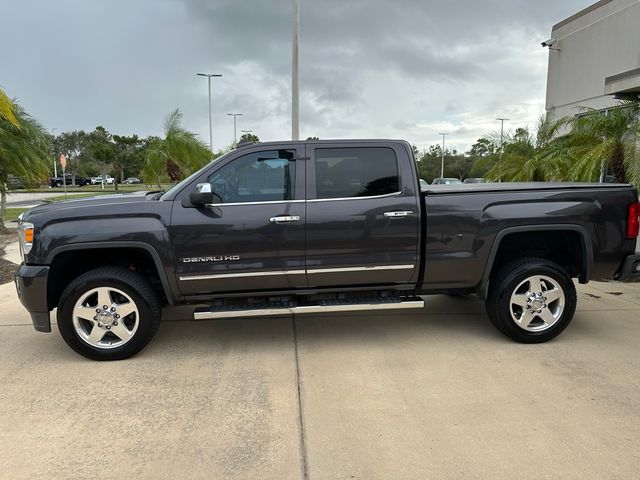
[4,0,589,152]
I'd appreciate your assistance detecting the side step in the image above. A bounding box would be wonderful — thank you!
[193,297,424,320]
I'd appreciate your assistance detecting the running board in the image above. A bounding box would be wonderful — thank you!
[193,298,424,320]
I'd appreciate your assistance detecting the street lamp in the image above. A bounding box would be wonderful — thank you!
[51,128,58,177]
[496,117,509,155]
[227,113,243,147]
[439,132,449,178]
[197,73,223,152]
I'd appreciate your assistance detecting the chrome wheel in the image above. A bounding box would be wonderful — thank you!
[509,275,565,332]
[72,287,139,349]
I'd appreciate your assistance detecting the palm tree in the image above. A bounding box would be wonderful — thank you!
[485,127,542,182]
[0,88,19,128]
[563,102,639,184]
[143,109,211,188]
[527,102,640,185]
[0,100,50,232]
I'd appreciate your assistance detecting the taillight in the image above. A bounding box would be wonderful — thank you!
[628,202,640,239]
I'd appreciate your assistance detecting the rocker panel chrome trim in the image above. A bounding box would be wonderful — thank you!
[193,300,425,320]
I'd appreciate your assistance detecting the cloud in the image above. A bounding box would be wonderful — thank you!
[3,0,590,151]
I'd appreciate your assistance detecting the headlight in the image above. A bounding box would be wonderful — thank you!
[18,220,35,258]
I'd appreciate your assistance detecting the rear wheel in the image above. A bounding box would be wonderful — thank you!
[57,267,161,360]
[54,180,63,188]
[486,257,577,343]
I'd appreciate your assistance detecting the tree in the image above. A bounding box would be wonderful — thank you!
[239,132,259,143]
[0,88,19,128]
[541,102,640,184]
[113,134,147,186]
[485,127,539,182]
[52,130,88,185]
[469,138,497,157]
[143,109,211,188]
[86,126,116,188]
[0,100,49,232]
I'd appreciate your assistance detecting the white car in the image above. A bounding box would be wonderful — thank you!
[91,175,115,185]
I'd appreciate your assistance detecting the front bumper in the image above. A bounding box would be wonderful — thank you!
[616,252,640,282]
[14,264,51,332]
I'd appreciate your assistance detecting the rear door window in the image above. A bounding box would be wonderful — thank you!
[314,147,400,199]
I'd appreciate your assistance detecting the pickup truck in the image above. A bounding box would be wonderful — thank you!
[49,174,90,188]
[14,139,640,360]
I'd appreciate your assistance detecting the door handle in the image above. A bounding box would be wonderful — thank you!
[269,215,301,223]
[383,211,414,217]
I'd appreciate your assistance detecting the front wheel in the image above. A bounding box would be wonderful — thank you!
[485,257,577,343]
[57,267,161,360]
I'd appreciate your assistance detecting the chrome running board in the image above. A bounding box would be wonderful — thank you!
[193,298,424,320]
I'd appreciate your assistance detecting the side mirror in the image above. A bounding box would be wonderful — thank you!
[189,183,220,206]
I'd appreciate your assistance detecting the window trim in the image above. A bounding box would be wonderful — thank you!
[306,191,402,203]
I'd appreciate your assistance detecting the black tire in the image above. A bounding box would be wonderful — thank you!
[57,267,161,360]
[54,180,63,188]
[485,257,577,343]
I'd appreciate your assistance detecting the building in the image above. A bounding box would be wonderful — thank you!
[545,0,640,119]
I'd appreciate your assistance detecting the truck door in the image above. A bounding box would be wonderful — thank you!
[305,142,420,287]
[170,146,307,295]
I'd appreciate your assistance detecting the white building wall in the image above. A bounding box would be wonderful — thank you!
[545,0,640,119]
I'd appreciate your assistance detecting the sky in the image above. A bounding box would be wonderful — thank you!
[3,0,590,152]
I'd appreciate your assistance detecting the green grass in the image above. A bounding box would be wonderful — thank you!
[14,184,173,193]
[3,208,27,222]
[43,191,133,202]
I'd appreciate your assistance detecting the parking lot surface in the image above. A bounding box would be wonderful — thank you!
[1,280,639,479]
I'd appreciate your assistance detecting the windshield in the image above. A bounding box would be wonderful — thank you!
[159,151,232,200]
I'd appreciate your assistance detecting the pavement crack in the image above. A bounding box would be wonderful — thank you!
[292,314,310,480]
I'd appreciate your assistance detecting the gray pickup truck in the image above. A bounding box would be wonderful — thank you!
[14,139,640,360]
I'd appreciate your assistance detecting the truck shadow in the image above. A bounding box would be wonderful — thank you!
[149,295,503,355]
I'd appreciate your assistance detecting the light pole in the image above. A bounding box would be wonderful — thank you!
[291,0,300,140]
[439,132,449,178]
[197,73,223,152]
[496,117,509,156]
[51,128,58,177]
[227,113,243,147]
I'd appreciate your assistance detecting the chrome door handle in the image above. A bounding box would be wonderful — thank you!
[269,215,301,223]
[383,211,414,217]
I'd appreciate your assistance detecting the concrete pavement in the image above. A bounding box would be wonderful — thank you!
[6,191,89,209]
[1,280,639,479]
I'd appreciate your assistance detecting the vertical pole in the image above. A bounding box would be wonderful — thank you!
[441,136,445,178]
[496,118,509,158]
[439,133,448,178]
[233,115,237,146]
[62,166,67,199]
[208,76,213,152]
[292,0,300,140]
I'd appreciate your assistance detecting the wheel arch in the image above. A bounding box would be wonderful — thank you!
[45,242,176,309]
[478,224,593,299]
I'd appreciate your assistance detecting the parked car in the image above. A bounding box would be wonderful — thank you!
[419,178,429,191]
[432,177,462,185]
[463,177,486,184]
[15,139,640,360]
[49,174,90,188]
[123,177,142,184]
[91,175,115,185]
[7,174,26,190]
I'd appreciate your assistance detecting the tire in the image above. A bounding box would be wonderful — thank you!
[485,257,577,343]
[54,180,63,188]
[57,267,161,360]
